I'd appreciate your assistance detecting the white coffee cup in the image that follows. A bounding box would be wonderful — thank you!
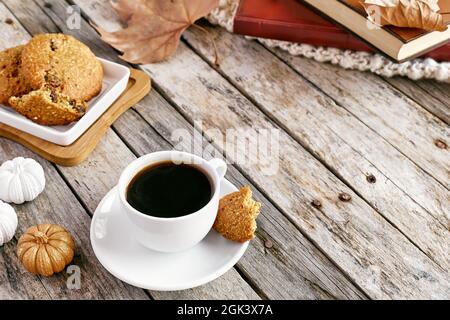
[114,151,227,253]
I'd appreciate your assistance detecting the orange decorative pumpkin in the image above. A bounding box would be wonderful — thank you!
[17,224,75,277]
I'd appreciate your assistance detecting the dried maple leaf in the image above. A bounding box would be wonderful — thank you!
[363,0,447,31]
[96,0,219,64]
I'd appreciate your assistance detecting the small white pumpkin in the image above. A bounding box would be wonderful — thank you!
[0,157,45,204]
[0,200,18,246]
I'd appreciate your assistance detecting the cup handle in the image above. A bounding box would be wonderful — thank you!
[208,158,227,180]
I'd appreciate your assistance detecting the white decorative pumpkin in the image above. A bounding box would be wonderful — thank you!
[0,157,45,204]
[0,200,18,246]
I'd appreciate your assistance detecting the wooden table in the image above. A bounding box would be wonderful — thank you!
[1,0,449,300]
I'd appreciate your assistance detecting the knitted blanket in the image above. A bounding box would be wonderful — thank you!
[207,0,450,82]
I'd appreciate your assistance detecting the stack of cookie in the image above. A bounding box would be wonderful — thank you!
[0,34,103,126]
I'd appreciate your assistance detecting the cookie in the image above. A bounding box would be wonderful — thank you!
[0,45,31,106]
[21,34,103,101]
[9,87,87,126]
[213,186,261,243]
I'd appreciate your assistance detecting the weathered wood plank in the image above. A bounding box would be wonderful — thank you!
[0,5,51,300]
[384,77,450,125]
[0,1,30,47]
[152,273,261,300]
[180,25,450,270]
[2,0,58,35]
[3,0,260,300]
[0,139,150,299]
[73,0,450,299]
[265,45,450,191]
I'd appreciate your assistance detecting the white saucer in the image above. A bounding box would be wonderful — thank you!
[90,179,249,291]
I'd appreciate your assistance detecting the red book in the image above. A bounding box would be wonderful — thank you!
[233,0,450,61]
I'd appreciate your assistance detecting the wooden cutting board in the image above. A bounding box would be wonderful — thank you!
[0,68,151,167]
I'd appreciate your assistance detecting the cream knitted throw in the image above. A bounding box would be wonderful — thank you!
[207,0,450,82]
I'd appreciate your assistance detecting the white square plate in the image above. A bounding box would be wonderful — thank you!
[0,58,130,146]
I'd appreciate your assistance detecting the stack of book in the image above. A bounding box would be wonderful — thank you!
[234,0,450,62]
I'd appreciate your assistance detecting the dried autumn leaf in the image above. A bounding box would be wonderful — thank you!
[111,0,140,22]
[363,0,447,31]
[96,0,220,64]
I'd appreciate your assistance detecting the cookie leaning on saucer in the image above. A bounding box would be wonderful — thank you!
[213,186,261,243]
[0,46,31,106]
[20,34,103,101]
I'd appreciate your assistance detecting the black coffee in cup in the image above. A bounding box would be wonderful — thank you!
[126,161,213,218]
